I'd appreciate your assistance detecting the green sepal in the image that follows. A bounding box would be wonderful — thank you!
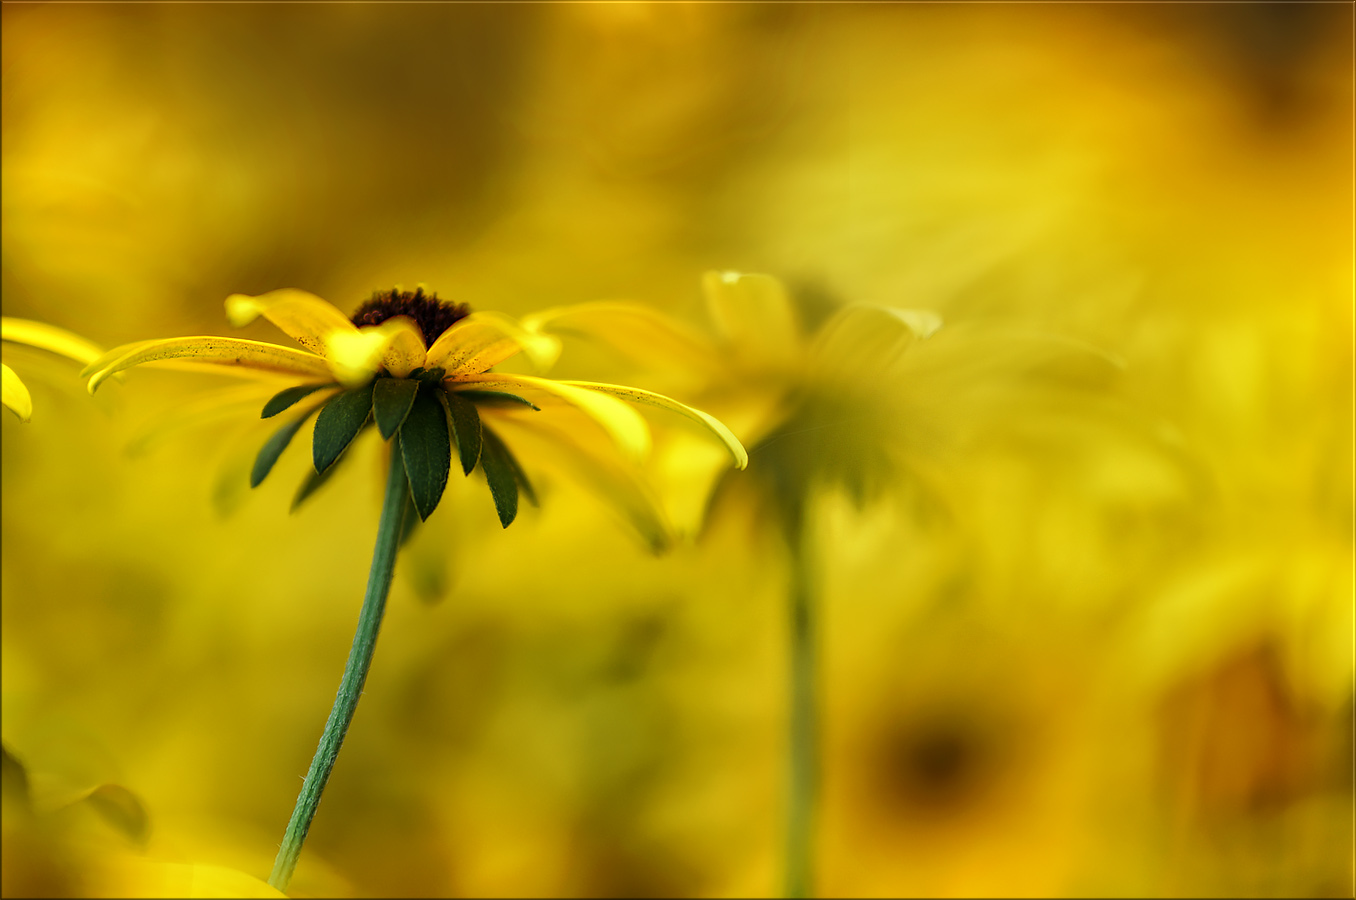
[251,404,321,488]
[440,391,482,475]
[312,381,374,474]
[479,427,525,527]
[398,488,421,548]
[372,376,419,439]
[495,428,538,507]
[399,387,452,522]
[261,382,335,419]
[417,367,446,383]
[453,389,540,411]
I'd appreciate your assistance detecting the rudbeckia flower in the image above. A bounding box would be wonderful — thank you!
[80,286,746,892]
[2,318,104,422]
[527,271,1120,899]
[82,287,746,528]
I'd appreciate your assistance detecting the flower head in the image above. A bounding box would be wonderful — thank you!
[526,271,1120,537]
[82,287,746,540]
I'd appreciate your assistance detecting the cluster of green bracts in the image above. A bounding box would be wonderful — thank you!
[251,367,536,526]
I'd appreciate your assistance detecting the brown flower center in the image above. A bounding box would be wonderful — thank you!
[350,287,470,348]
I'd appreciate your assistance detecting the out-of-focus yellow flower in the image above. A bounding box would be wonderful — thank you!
[1,317,103,422]
[530,271,1118,537]
[3,744,283,898]
[83,286,745,535]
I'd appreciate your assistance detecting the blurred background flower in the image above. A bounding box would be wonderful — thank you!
[2,3,1350,897]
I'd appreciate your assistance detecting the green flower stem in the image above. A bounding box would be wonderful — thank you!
[785,529,818,899]
[268,440,409,892]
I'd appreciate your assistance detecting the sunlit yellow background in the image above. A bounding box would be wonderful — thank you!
[3,4,1352,897]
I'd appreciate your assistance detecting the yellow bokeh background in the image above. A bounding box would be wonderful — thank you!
[2,4,1351,897]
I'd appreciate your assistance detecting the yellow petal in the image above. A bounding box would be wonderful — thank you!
[224,288,359,355]
[702,270,802,370]
[1,363,34,422]
[375,316,428,378]
[558,380,748,470]
[85,337,331,394]
[808,304,944,388]
[426,311,562,376]
[454,373,651,462]
[323,317,427,385]
[521,301,717,370]
[1,317,103,365]
[489,414,673,553]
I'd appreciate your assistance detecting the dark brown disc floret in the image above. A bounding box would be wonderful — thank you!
[350,287,471,348]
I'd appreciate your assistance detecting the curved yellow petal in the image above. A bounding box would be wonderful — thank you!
[85,337,331,394]
[426,311,562,376]
[1,317,103,365]
[454,372,651,462]
[322,316,427,385]
[2,363,33,422]
[702,270,802,370]
[224,289,359,355]
[808,304,944,388]
[374,316,427,378]
[559,380,748,470]
[489,414,673,553]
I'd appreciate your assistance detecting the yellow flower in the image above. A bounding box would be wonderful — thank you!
[1,318,104,423]
[528,270,1119,535]
[526,272,947,535]
[82,287,746,533]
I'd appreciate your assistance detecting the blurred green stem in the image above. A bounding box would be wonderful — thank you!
[268,440,409,892]
[785,524,818,898]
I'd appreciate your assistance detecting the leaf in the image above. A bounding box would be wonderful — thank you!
[478,427,520,528]
[488,426,537,506]
[252,404,322,488]
[398,488,421,548]
[372,377,419,439]
[399,387,452,521]
[261,382,335,418]
[312,381,374,474]
[440,390,482,475]
[452,389,539,410]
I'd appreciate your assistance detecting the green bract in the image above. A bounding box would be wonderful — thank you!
[253,373,537,528]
